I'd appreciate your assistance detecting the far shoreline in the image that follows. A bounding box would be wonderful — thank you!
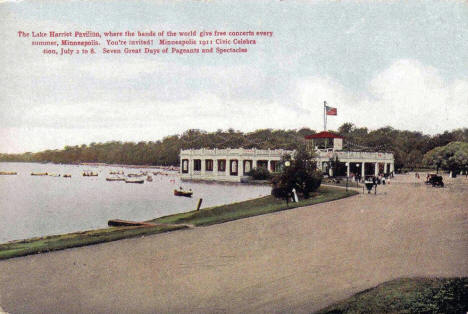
[0,160,179,170]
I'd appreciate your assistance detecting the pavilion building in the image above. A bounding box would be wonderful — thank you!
[179,131,394,182]
[305,131,394,178]
[179,148,293,182]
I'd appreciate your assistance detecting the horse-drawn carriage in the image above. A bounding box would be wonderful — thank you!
[425,174,444,187]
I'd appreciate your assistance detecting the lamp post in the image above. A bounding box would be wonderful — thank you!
[345,162,349,192]
[283,160,291,205]
[356,163,360,188]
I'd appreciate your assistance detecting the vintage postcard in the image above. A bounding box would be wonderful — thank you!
[0,1,467,313]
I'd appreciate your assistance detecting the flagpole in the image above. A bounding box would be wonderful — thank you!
[324,101,327,131]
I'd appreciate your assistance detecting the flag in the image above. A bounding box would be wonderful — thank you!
[325,105,337,115]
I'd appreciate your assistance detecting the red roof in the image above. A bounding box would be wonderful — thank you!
[304,131,344,139]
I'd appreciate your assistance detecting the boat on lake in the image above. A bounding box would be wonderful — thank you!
[127,173,144,177]
[0,171,17,175]
[109,171,124,175]
[125,178,144,184]
[174,189,193,197]
[48,173,61,177]
[83,171,98,176]
[31,172,48,176]
[106,176,126,182]
[63,174,72,178]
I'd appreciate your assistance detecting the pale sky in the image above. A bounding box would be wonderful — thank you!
[1,0,467,153]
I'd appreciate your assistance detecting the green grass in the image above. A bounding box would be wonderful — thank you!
[0,224,186,260]
[316,277,468,314]
[152,186,358,226]
[0,186,357,260]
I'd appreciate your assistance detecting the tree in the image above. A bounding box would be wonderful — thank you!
[329,154,347,177]
[406,149,423,170]
[247,168,271,180]
[271,146,322,200]
[338,122,355,135]
[423,142,468,174]
[423,146,444,173]
[1,126,467,168]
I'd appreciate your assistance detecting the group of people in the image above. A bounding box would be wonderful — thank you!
[350,171,393,183]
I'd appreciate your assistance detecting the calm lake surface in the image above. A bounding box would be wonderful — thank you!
[0,162,270,243]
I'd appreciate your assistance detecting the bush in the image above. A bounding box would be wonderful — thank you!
[271,146,322,200]
[247,167,271,180]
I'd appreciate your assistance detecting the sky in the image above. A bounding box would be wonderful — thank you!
[0,0,467,153]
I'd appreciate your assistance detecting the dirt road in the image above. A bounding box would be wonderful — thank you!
[1,174,467,313]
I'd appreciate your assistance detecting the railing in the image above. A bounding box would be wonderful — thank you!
[181,148,393,161]
[180,148,294,157]
[316,150,394,160]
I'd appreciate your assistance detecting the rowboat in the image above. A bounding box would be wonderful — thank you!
[31,172,48,176]
[109,171,124,175]
[0,171,17,175]
[48,173,61,177]
[125,178,144,184]
[127,173,143,177]
[83,171,98,176]
[106,176,126,182]
[63,174,72,178]
[174,189,193,197]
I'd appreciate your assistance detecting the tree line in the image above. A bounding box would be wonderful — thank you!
[1,125,467,169]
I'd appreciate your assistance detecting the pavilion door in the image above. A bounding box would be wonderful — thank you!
[230,160,238,176]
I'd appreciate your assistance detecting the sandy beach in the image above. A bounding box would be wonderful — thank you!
[0,173,467,313]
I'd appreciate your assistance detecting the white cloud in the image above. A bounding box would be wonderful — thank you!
[293,59,468,133]
[1,58,467,153]
[366,59,467,132]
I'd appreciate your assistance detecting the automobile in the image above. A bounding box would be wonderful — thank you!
[425,174,444,187]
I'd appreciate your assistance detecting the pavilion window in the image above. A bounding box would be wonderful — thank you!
[243,160,252,175]
[270,160,279,172]
[257,160,268,169]
[194,159,201,171]
[218,159,226,172]
[182,159,189,173]
[205,159,213,171]
[230,160,238,176]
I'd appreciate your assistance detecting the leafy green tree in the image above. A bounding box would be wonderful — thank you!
[406,149,424,170]
[423,142,468,174]
[328,155,347,177]
[271,146,322,200]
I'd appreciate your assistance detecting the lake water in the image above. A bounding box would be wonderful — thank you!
[0,162,270,243]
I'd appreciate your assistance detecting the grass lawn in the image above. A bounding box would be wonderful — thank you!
[0,224,186,260]
[152,186,358,226]
[0,186,357,260]
[316,277,468,314]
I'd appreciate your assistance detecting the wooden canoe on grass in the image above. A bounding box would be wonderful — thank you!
[108,219,156,227]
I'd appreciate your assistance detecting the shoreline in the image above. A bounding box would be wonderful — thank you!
[0,186,358,260]
[0,160,179,170]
